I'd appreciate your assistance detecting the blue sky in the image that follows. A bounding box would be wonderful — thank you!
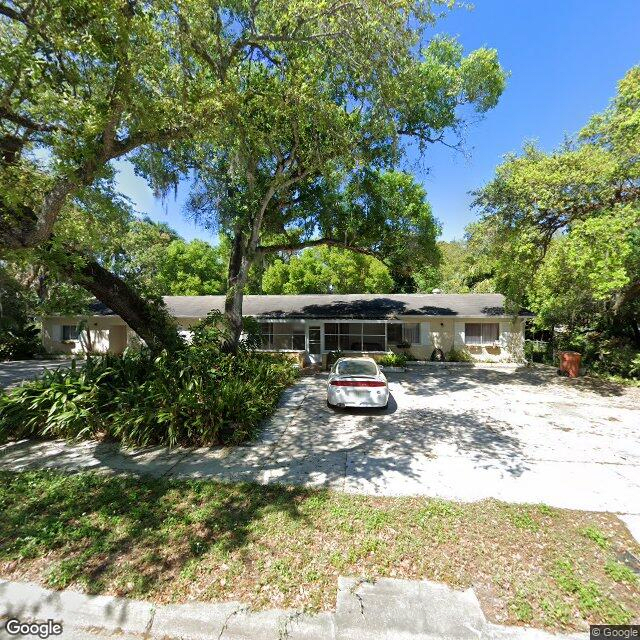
[113,0,640,242]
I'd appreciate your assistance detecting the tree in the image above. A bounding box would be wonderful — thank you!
[111,218,180,296]
[262,245,393,294]
[2,0,505,351]
[471,66,640,344]
[413,239,495,293]
[156,239,227,295]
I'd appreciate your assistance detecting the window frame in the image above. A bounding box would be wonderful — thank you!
[324,321,387,353]
[387,322,420,346]
[464,322,500,346]
[258,321,306,351]
[61,324,79,341]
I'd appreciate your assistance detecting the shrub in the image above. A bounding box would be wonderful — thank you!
[0,343,298,448]
[0,324,43,361]
[326,350,345,370]
[555,332,640,380]
[378,352,408,367]
[447,348,473,363]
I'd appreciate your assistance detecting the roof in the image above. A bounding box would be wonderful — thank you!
[85,294,532,319]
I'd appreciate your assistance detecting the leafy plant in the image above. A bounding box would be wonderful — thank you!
[0,336,298,447]
[447,348,473,363]
[0,323,42,361]
[378,352,408,367]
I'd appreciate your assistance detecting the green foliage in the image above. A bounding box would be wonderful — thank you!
[109,219,228,296]
[262,245,393,294]
[524,340,553,364]
[156,239,227,295]
[0,268,43,360]
[2,0,506,352]
[378,352,408,367]
[604,560,638,585]
[580,526,609,549]
[556,334,640,380]
[0,333,297,447]
[470,66,640,378]
[447,348,473,363]
[0,324,42,361]
[552,558,631,623]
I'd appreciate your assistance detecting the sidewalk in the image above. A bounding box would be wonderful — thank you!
[1,373,639,521]
[0,577,587,640]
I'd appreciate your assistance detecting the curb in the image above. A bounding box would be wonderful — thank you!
[0,577,588,640]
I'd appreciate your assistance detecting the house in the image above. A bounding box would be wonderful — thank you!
[41,293,533,363]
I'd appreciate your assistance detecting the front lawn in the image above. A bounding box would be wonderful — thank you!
[0,470,638,632]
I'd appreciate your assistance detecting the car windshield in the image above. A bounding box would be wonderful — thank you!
[336,360,378,376]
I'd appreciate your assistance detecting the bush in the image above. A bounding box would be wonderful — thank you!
[554,332,640,380]
[378,352,408,367]
[0,341,298,447]
[524,340,552,364]
[586,340,640,379]
[0,324,43,361]
[447,348,473,363]
[326,350,345,370]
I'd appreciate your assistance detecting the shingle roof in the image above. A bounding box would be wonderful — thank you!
[151,294,532,319]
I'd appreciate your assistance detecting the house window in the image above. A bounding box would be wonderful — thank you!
[324,322,386,352]
[387,322,420,346]
[465,323,499,346]
[62,325,79,341]
[259,321,305,350]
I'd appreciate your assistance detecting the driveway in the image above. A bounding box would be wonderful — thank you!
[1,365,639,515]
[255,365,640,513]
[0,359,81,390]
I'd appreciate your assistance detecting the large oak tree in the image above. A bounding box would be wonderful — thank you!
[1,0,506,351]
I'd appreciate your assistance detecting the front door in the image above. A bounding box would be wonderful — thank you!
[308,326,322,364]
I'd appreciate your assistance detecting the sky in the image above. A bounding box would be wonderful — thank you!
[113,0,640,243]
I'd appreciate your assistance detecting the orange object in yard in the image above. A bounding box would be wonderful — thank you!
[559,351,582,378]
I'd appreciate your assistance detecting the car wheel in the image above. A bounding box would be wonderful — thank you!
[327,399,334,408]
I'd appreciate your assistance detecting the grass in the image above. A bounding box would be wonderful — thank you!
[0,470,638,632]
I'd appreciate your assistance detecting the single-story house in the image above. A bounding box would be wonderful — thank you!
[42,293,533,363]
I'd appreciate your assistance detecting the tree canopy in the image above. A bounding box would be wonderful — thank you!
[470,66,640,344]
[262,246,393,294]
[1,0,506,351]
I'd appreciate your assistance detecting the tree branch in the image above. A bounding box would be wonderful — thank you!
[0,106,71,134]
[257,237,381,258]
[0,2,21,21]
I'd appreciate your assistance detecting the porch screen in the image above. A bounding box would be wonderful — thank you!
[259,322,305,350]
[324,323,385,351]
[464,322,499,345]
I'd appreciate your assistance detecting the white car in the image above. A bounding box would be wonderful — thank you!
[327,357,389,409]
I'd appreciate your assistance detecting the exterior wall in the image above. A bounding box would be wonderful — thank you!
[41,314,527,363]
[387,317,525,362]
[42,316,128,355]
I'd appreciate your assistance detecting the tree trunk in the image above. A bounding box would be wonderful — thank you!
[65,257,181,354]
[223,230,251,353]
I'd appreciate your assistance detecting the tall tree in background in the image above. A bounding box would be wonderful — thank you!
[262,246,394,294]
[471,67,640,345]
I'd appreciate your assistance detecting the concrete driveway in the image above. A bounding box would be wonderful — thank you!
[258,365,640,513]
[1,364,638,516]
[0,359,81,390]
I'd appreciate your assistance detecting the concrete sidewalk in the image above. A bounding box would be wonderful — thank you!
[0,577,587,640]
[1,371,639,518]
